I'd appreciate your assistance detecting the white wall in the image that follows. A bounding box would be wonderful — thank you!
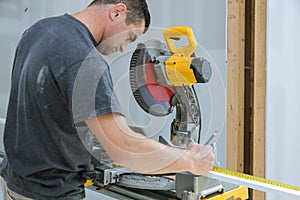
[0,0,227,167]
[266,0,300,199]
[0,0,92,149]
[0,0,227,170]
[108,0,227,167]
[0,2,227,200]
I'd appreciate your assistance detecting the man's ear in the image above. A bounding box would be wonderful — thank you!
[109,3,127,21]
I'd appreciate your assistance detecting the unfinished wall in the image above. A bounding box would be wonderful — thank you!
[266,0,300,199]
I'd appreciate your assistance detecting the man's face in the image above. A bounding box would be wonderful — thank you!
[97,20,145,55]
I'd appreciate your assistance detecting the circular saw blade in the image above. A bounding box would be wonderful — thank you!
[130,41,175,117]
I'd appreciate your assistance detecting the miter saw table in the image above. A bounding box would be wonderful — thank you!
[84,162,248,200]
[84,26,248,200]
[86,179,247,200]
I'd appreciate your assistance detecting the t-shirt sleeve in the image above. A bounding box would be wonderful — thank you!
[56,51,124,124]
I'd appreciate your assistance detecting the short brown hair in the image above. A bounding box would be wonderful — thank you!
[89,0,150,33]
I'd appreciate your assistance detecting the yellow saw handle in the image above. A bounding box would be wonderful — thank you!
[163,26,199,86]
[163,26,197,58]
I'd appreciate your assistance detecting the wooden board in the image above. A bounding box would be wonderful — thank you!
[227,1,267,199]
[251,0,267,199]
[226,0,245,173]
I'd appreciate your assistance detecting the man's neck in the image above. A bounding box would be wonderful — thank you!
[71,6,106,44]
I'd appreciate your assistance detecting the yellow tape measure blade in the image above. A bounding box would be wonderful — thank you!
[204,166,300,197]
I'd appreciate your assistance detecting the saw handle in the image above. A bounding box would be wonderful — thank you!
[163,26,197,58]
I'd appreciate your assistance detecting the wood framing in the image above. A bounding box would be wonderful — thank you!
[226,0,245,173]
[227,0,267,199]
[251,0,267,199]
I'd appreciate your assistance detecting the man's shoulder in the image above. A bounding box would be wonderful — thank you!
[25,14,93,44]
[24,14,96,62]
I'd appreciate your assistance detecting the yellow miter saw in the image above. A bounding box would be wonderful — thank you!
[130,26,212,149]
[85,27,245,200]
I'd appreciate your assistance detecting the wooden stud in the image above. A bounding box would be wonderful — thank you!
[227,1,267,199]
[226,0,245,173]
[251,0,267,199]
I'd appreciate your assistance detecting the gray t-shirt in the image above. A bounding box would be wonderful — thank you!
[0,14,122,199]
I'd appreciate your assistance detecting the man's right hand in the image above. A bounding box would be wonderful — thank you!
[185,142,215,175]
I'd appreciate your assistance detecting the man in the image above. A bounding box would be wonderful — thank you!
[0,0,215,199]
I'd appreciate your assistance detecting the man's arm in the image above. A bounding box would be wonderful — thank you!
[85,113,215,175]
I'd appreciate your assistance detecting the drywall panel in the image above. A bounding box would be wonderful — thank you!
[109,0,227,167]
[266,0,300,199]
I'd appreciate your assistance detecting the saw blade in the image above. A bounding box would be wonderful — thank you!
[129,42,175,116]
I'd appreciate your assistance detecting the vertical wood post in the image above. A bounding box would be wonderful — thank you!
[227,0,267,199]
[226,0,245,173]
[251,0,267,199]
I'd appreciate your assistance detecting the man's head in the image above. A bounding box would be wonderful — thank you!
[89,0,151,55]
[89,0,150,32]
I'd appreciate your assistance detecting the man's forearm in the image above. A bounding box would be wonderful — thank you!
[86,113,214,175]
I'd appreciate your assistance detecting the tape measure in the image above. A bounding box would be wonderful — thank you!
[204,166,300,197]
